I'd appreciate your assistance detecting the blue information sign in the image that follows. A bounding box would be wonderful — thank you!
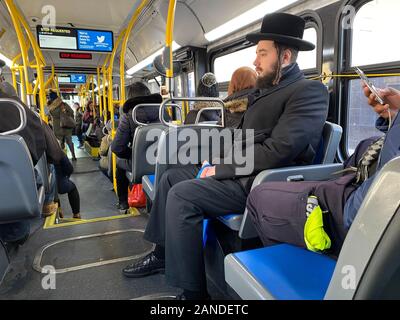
[70,74,87,84]
[77,29,113,52]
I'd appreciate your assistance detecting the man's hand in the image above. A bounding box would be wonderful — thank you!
[199,160,216,178]
[362,83,399,119]
[200,166,216,178]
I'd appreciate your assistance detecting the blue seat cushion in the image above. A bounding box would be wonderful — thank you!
[233,244,336,300]
[147,174,155,186]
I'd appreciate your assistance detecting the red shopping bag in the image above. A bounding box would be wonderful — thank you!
[128,184,146,208]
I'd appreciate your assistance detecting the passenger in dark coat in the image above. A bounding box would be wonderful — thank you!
[184,73,221,125]
[122,13,329,300]
[111,82,162,211]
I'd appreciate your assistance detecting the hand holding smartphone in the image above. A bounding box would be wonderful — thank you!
[354,67,385,105]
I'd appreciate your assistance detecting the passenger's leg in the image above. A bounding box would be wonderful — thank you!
[165,178,247,298]
[65,135,76,160]
[143,165,200,245]
[68,185,81,219]
[122,165,199,278]
[116,166,129,211]
[58,177,81,219]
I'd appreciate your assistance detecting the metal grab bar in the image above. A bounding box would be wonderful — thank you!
[133,103,181,126]
[195,106,225,127]
[160,97,225,127]
[0,98,27,135]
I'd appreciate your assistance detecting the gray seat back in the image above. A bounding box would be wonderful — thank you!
[0,135,42,222]
[325,156,400,299]
[321,121,342,164]
[35,153,50,193]
[153,125,225,195]
[131,124,167,184]
[0,98,43,223]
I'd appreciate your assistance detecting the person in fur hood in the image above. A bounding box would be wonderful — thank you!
[223,66,257,128]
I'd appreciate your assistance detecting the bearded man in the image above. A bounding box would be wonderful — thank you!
[123,13,329,300]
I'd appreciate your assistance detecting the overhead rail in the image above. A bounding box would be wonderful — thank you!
[4,0,47,121]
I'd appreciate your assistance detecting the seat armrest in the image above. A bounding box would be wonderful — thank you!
[251,164,344,189]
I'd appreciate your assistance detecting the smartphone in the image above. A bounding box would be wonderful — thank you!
[354,67,385,105]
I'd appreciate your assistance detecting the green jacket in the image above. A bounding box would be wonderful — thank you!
[49,97,74,138]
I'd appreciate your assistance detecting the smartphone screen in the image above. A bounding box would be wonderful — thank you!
[354,67,385,104]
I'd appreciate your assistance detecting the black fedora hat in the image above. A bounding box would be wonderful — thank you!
[246,13,315,51]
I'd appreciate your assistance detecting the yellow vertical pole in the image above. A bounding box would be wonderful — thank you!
[97,67,103,119]
[119,0,151,105]
[5,0,47,120]
[108,29,126,193]
[165,0,177,95]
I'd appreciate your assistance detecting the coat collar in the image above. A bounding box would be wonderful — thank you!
[48,97,63,112]
[249,63,304,106]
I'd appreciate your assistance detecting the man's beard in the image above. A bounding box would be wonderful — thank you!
[256,60,280,89]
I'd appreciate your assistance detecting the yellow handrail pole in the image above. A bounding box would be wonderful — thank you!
[108,29,126,138]
[11,53,22,92]
[119,0,151,105]
[108,29,127,192]
[91,75,96,117]
[54,74,60,96]
[44,64,55,89]
[97,67,103,119]
[165,0,177,95]
[5,0,29,103]
[102,55,110,122]
[5,0,48,120]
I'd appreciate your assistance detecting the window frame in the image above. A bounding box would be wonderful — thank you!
[337,0,400,158]
[209,11,323,91]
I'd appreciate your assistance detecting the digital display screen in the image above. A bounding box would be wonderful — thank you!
[37,26,113,52]
[77,30,113,52]
[70,74,86,84]
[57,76,71,84]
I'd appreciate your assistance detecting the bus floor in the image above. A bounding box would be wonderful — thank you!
[0,145,228,300]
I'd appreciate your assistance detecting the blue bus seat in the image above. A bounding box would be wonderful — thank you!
[225,244,336,300]
[225,156,400,300]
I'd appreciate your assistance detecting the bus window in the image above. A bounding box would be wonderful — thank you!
[351,0,400,67]
[296,27,317,70]
[188,71,195,97]
[213,27,318,83]
[346,0,400,153]
[214,46,255,83]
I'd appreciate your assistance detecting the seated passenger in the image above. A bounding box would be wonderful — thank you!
[184,73,221,124]
[246,83,400,255]
[41,123,82,219]
[222,67,257,128]
[122,13,329,300]
[111,82,162,211]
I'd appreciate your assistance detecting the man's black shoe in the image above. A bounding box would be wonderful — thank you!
[123,251,165,278]
[175,292,211,300]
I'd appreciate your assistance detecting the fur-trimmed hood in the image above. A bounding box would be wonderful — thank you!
[224,98,248,113]
[48,97,63,112]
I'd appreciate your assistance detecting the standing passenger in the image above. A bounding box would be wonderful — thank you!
[48,91,77,161]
